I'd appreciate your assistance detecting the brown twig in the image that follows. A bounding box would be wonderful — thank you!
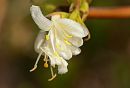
[88,6,130,19]
[75,0,81,9]
[47,6,130,19]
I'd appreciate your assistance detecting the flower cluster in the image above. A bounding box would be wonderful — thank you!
[30,5,89,81]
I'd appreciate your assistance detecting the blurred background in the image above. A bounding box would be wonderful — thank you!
[0,0,130,88]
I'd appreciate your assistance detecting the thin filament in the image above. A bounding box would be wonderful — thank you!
[48,66,57,81]
[40,47,57,81]
[43,54,48,62]
[30,51,43,72]
[43,54,49,68]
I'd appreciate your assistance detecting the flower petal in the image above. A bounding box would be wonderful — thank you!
[51,15,60,21]
[53,26,73,60]
[49,56,56,67]
[58,59,68,74]
[69,46,81,55]
[41,30,63,66]
[42,42,62,66]
[82,26,89,37]
[34,30,46,53]
[59,48,72,60]
[49,56,62,66]
[58,18,86,38]
[68,37,83,47]
[55,38,72,60]
[30,5,51,31]
[49,29,56,52]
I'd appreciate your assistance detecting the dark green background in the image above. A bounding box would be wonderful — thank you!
[0,0,130,88]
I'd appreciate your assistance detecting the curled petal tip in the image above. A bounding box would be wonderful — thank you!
[30,4,51,31]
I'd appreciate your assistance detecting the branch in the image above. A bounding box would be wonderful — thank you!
[88,6,130,19]
[75,0,81,9]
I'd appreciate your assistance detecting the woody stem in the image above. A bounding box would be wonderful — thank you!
[88,6,130,19]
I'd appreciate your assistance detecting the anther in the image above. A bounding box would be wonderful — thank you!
[45,35,49,40]
[43,54,49,68]
[54,51,59,57]
[64,39,72,45]
[44,62,48,68]
[66,34,72,38]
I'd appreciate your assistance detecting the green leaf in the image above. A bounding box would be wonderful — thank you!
[80,0,89,13]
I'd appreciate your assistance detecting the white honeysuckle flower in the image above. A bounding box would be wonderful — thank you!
[30,5,89,81]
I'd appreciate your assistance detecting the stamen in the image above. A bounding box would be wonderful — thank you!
[54,51,59,57]
[43,54,48,61]
[30,51,43,72]
[56,43,62,50]
[60,24,72,38]
[45,35,49,40]
[64,39,72,45]
[40,47,44,52]
[48,66,57,81]
[43,54,49,68]
[40,47,57,81]
[54,52,63,60]
[64,32,72,38]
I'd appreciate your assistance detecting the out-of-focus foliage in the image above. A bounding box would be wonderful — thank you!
[0,0,130,88]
